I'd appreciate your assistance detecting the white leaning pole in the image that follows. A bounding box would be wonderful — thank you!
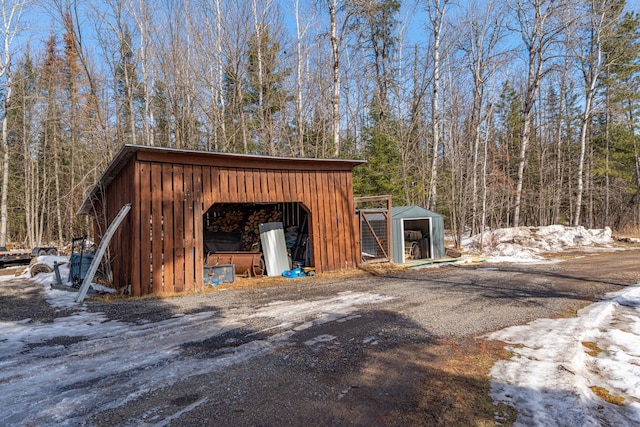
[76,203,132,303]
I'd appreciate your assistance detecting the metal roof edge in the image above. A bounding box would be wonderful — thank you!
[391,205,443,218]
[129,144,366,165]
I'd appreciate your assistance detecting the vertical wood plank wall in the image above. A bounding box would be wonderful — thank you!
[96,160,136,293]
[108,155,360,296]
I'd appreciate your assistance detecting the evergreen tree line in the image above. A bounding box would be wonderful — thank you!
[0,0,638,248]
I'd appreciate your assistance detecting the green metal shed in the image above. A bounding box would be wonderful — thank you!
[391,206,445,264]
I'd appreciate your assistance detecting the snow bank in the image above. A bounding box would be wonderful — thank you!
[462,225,613,260]
[31,255,71,269]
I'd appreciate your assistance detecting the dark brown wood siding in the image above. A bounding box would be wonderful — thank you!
[99,149,360,296]
[92,159,136,293]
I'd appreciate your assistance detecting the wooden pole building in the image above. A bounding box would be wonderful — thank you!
[78,145,365,296]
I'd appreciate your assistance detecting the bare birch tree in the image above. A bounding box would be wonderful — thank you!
[328,0,341,156]
[252,0,267,152]
[193,0,223,151]
[509,0,563,226]
[0,0,27,247]
[293,0,313,157]
[324,0,354,157]
[425,0,449,211]
[129,0,155,146]
[459,0,506,234]
[572,0,619,226]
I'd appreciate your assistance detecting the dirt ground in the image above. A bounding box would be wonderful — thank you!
[2,247,640,426]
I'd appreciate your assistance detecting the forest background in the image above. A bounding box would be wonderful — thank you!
[0,0,638,249]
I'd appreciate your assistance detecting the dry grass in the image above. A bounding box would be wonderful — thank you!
[589,386,625,406]
[89,268,371,302]
[358,262,406,276]
[549,300,595,319]
[615,224,640,238]
[407,299,600,425]
[582,341,604,357]
[408,338,518,426]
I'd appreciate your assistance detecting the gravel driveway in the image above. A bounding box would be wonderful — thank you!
[1,248,639,426]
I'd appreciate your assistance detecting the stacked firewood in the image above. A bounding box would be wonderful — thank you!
[242,208,282,250]
[210,211,245,232]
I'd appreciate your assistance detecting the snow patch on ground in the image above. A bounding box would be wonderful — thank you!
[462,225,614,261]
[30,256,115,298]
[0,275,393,426]
[459,224,640,425]
[488,285,640,426]
[32,255,71,269]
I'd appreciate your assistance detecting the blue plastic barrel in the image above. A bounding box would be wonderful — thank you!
[70,252,95,283]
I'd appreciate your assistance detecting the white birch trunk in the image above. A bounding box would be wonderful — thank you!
[0,75,10,246]
[329,0,340,157]
[215,0,226,150]
[0,0,26,246]
[252,0,267,153]
[574,2,607,226]
[294,0,305,157]
[427,0,448,211]
[512,0,553,227]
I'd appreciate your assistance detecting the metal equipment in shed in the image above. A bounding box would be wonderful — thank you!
[391,206,445,264]
[203,264,236,285]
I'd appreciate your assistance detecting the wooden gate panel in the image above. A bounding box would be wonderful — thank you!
[356,196,392,264]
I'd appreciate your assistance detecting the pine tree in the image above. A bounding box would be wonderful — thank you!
[600,8,640,228]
